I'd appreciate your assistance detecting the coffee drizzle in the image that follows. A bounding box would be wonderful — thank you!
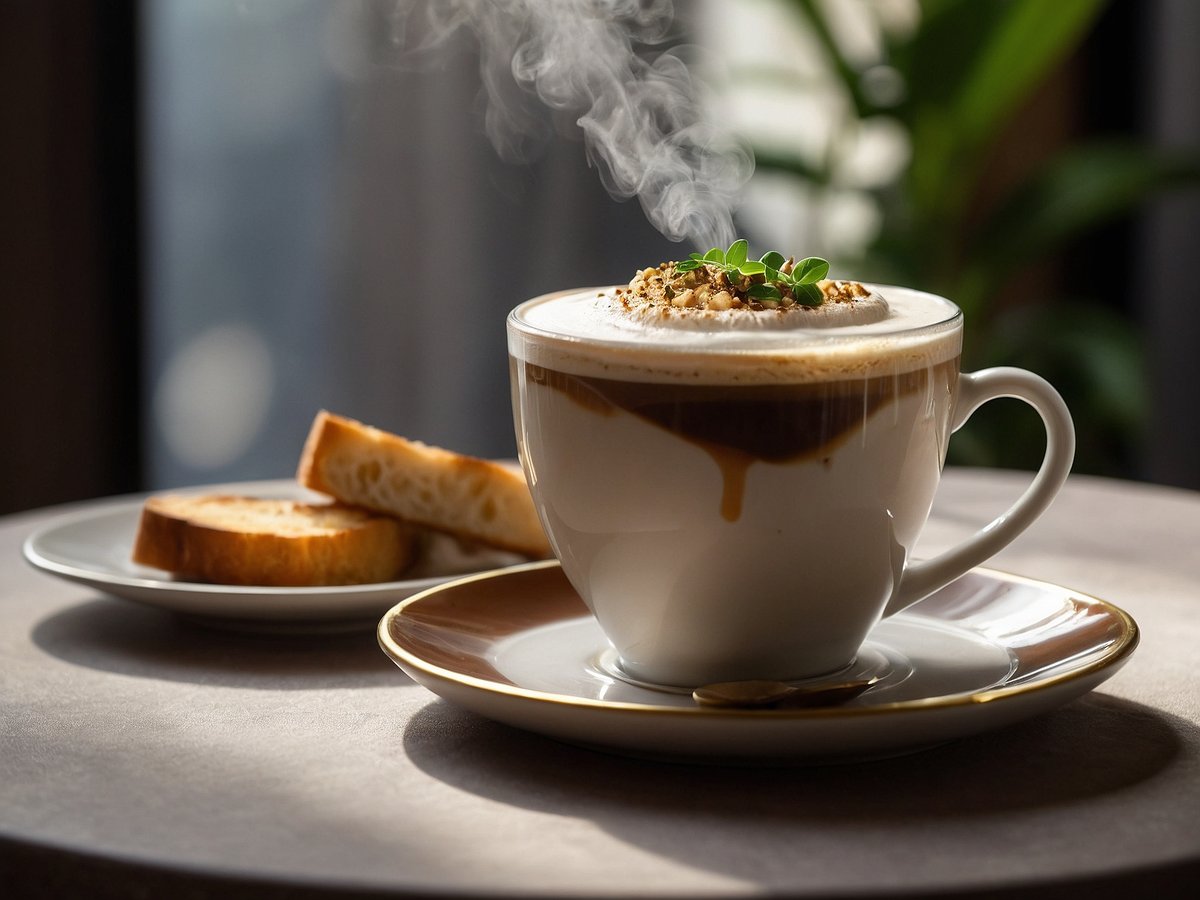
[526,361,956,522]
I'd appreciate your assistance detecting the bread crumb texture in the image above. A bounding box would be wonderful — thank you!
[297,410,552,559]
[131,495,414,586]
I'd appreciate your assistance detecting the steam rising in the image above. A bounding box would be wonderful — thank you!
[389,0,753,249]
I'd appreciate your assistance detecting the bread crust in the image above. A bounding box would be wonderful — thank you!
[296,411,551,558]
[131,495,415,586]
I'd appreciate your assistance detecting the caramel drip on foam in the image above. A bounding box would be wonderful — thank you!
[710,447,752,522]
[527,360,958,521]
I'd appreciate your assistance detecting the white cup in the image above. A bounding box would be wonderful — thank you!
[507,286,1075,687]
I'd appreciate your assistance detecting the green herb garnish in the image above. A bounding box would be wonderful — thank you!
[674,240,830,306]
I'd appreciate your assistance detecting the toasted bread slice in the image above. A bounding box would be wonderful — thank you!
[296,411,551,559]
[131,495,415,586]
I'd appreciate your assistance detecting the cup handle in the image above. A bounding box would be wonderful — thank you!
[883,367,1075,617]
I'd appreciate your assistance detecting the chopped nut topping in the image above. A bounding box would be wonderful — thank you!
[622,259,870,313]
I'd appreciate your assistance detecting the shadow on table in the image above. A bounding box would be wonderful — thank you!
[29,596,409,690]
[403,692,1198,893]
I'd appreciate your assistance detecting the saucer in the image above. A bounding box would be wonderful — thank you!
[23,480,528,633]
[378,560,1139,762]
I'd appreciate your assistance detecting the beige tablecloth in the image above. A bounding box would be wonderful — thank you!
[2,469,1197,898]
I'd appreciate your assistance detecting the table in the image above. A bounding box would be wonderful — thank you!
[2,469,1198,898]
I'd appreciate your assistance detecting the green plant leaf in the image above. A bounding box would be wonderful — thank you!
[726,239,749,266]
[952,0,1106,151]
[793,283,824,306]
[760,251,786,271]
[898,1,1019,113]
[965,142,1200,288]
[895,0,1105,234]
[675,258,702,272]
[738,261,766,275]
[791,257,830,284]
[704,247,725,264]
[747,283,782,301]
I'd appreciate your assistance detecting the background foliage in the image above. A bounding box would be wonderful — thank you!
[741,0,1199,475]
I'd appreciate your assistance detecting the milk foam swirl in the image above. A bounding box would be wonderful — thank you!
[508,285,964,384]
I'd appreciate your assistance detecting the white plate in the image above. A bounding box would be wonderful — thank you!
[23,480,529,632]
[379,561,1139,763]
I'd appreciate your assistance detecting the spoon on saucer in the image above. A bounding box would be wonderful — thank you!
[692,676,879,710]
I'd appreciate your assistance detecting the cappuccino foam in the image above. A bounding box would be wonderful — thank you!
[509,285,963,384]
